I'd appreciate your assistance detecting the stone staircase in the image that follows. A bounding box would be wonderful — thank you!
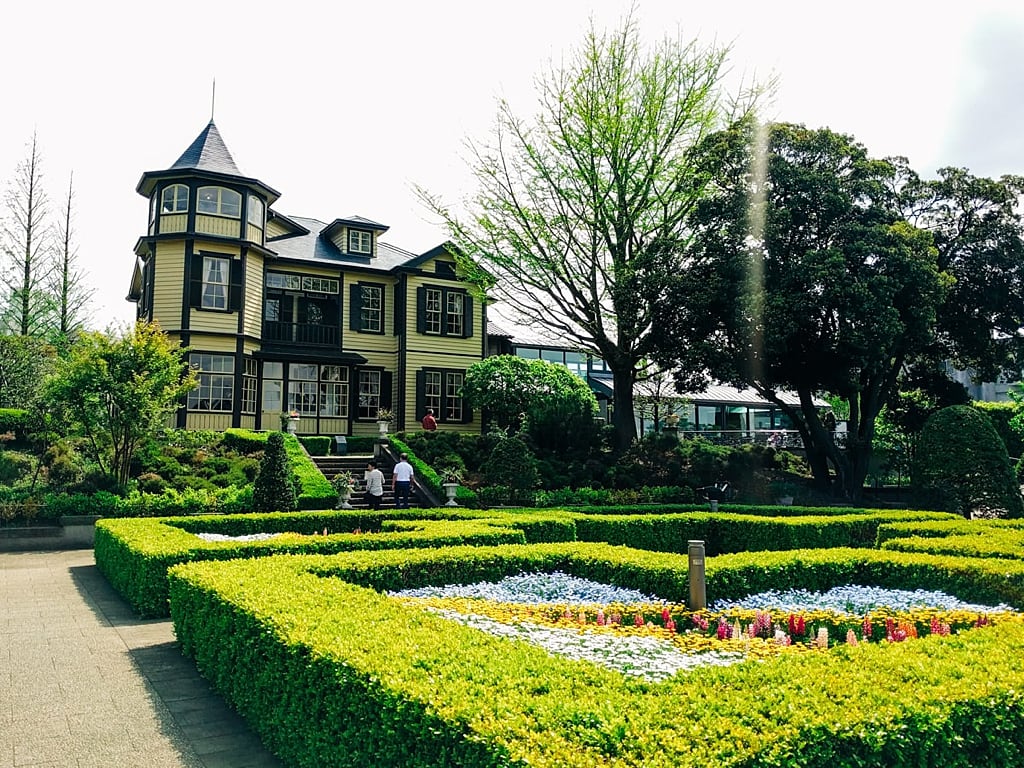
[311,454,406,509]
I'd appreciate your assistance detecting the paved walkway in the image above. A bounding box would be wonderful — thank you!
[0,549,282,768]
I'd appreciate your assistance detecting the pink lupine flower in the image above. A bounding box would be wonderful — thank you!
[846,629,858,646]
[596,609,606,626]
[610,612,622,625]
[692,613,709,631]
[664,617,676,633]
[774,629,791,646]
[578,610,587,625]
[815,627,829,649]
[717,617,732,640]
[862,614,873,642]
[634,613,645,627]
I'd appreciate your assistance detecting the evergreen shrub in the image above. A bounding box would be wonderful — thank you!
[914,405,1024,518]
[252,432,298,512]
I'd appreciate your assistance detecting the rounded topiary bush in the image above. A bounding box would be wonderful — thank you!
[252,431,298,512]
[913,404,1023,518]
[482,435,539,490]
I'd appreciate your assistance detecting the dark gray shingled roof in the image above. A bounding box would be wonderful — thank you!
[170,121,241,176]
[269,215,417,271]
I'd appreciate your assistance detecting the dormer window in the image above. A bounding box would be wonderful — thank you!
[197,186,241,218]
[247,195,265,227]
[161,184,189,213]
[349,230,372,255]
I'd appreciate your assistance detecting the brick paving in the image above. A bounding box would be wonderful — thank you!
[0,549,281,768]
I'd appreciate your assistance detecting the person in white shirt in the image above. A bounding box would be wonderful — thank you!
[391,453,415,509]
[364,461,385,510]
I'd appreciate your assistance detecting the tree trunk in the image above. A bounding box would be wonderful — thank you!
[611,364,638,449]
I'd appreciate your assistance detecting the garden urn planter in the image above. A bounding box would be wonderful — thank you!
[377,420,390,436]
[709,499,719,512]
[340,491,354,510]
[442,482,460,507]
[287,417,299,434]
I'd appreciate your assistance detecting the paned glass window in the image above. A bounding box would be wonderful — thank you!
[360,285,382,332]
[201,256,229,310]
[188,354,234,412]
[424,288,442,334]
[445,372,465,421]
[357,370,381,419]
[445,292,464,336]
[247,195,264,227]
[319,366,349,417]
[241,358,258,414]
[161,184,189,213]
[349,230,372,254]
[197,186,241,217]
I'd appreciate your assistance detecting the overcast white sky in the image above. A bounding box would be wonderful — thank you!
[2,0,1022,329]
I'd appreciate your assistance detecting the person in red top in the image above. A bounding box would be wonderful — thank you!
[421,408,437,431]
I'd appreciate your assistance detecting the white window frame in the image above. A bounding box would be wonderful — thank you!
[424,288,442,335]
[161,184,189,214]
[446,292,465,336]
[201,256,229,310]
[349,230,372,255]
[357,370,381,419]
[360,285,383,332]
[319,366,349,417]
[188,353,235,412]
[197,186,241,218]
[247,195,264,227]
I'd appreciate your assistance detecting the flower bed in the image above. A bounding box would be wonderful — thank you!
[169,543,1024,767]
[395,573,1020,681]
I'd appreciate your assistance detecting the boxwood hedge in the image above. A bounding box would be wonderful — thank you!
[168,544,1024,767]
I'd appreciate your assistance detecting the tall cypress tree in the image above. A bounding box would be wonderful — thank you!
[252,431,298,512]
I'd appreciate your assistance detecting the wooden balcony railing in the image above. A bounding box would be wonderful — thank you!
[262,321,339,347]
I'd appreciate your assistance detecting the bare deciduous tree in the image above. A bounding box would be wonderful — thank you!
[1,132,55,336]
[49,171,94,343]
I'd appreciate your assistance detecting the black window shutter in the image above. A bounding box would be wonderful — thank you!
[462,295,473,338]
[229,259,243,311]
[416,286,426,334]
[189,254,204,307]
[380,371,393,411]
[393,282,403,336]
[349,284,362,331]
[415,370,426,418]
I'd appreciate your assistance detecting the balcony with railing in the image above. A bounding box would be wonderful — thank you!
[262,321,339,348]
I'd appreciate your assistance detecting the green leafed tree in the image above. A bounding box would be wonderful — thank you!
[461,355,599,456]
[657,121,949,499]
[44,321,197,487]
[913,404,1023,518]
[0,335,57,409]
[897,167,1024,380]
[252,431,298,512]
[420,15,762,448]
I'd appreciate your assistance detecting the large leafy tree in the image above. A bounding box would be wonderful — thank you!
[658,121,948,498]
[44,321,197,486]
[0,335,57,409]
[896,166,1024,379]
[462,355,599,456]
[421,17,759,448]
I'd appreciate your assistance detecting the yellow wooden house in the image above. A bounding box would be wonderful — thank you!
[127,120,484,436]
